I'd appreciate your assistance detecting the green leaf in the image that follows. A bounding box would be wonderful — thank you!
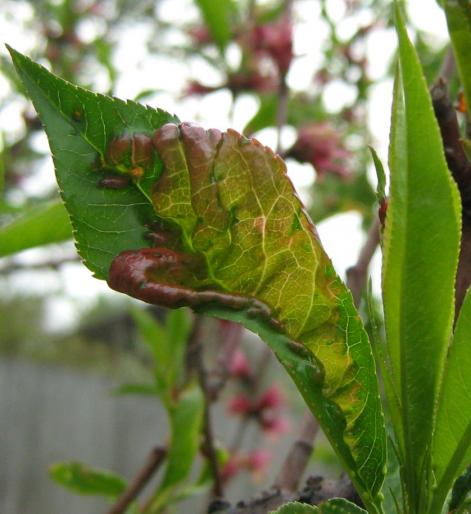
[270,502,318,514]
[48,461,126,498]
[0,200,72,257]
[149,386,204,510]
[0,132,5,196]
[270,499,368,514]
[113,382,158,396]
[194,0,237,53]
[10,50,386,511]
[368,146,386,202]
[108,123,386,510]
[443,0,471,117]
[244,93,325,135]
[382,7,461,511]
[430,290,471,514]
[317,498,368,513]
[131,308,190,400]
[7,45,178,279]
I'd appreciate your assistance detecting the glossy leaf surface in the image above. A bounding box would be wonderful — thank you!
[271,499,367,514]
[271,502,318,514]
[444,0,471,117]
[431,290,471,514]
[48,461,126,498]
[317,499,368,513]
[0,200,72,257]
[8,46,178,279]
[382,8,461,511]
[10,48,386,511]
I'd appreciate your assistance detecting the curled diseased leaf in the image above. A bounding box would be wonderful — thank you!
[9,48,385,512]
[105,122,386,509]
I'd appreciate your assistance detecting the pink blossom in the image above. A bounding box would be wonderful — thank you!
[257,385,283,410]
[228,393,253,415]
[259,412,290,437]
[288,123,352,179]
[185,81,217,96]
[188,25,213,45]
[221,457,240,482]
[245,449,271,476]
[228,350,251,378]
[251,16,293,74]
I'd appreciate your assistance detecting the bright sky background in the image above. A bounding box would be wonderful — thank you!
[0,0,450,330]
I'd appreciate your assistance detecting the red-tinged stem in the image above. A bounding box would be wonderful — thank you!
[346,217,381,307]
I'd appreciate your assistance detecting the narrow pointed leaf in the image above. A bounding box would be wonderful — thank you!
[194,0,237,52]
[48,461,126,498]
[368,146,386,202]
[382,7,461,510]
[431,290,471,513]
[0,200,72,257]
[150,386,204,510]
[443,0,471,117]
[10,49,386,510]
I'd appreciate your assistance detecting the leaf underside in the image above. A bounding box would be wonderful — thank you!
[9,47,386,510]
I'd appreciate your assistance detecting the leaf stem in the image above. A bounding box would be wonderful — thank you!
[106,447,166,514]
[190,317,224,499]
[274,413,319,493]
[346,217,380,307]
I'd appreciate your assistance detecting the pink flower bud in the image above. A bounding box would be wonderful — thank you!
[221,457,240,481]
[228,394,253,415]
[228,350,251,378]
[245,449,271,475]
[259,413,290,437]
[257,385,283,410]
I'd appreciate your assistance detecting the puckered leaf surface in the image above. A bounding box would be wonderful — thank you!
[8,45,178,279]
[9,48,386,511]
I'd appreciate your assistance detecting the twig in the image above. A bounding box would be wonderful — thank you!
[276,78,289,154]
[228,345,274,454]
[346,217,380,307]
[190,317,224,498]
[274,413,319,493]
[437,47,456,83]
[106,447,166,514]
[0,255,79,274]
[207,321,243,400]
[431,80,471,193]
[431,79,471,316]
[275,0,294,154]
